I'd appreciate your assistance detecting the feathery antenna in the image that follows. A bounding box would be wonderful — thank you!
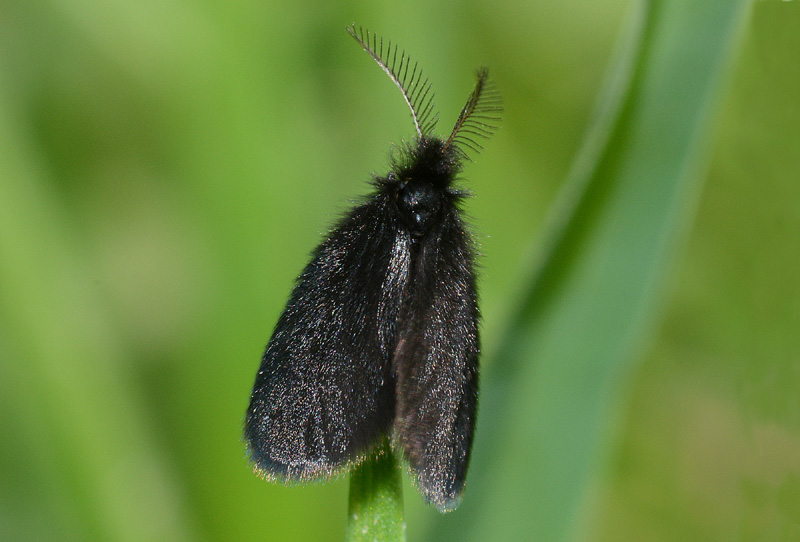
[346,25,438,138]
[444,68,503,157]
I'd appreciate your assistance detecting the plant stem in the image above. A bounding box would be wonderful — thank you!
[345,439,405,542]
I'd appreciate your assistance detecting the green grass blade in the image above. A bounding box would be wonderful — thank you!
[346,439,405,542]
[434,1,752,540]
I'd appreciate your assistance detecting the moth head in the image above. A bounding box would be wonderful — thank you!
[348,24,501,239]
[387,138,460,236]
[395,175,440,236]
[346,25,502,164]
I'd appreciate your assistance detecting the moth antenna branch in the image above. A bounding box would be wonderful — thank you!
[347,24,438,138]
[444,67,503,157]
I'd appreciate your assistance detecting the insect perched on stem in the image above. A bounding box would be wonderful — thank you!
[244,24,501,512]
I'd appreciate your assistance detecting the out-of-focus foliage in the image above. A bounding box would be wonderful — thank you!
[0,1,796,541]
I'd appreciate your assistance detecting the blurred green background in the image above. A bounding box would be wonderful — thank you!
[1,1,797,541]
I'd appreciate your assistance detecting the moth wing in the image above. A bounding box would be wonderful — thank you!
[393,208,480,512]
[245,196,408,481]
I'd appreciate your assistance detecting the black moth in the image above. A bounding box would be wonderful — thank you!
[245,25,501,512]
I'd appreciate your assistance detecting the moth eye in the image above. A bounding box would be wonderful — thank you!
[413,211,429,228]
[397,182,438,237]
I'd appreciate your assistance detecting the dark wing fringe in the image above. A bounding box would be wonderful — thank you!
[444,67,503,158]
[347,24,438,137]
